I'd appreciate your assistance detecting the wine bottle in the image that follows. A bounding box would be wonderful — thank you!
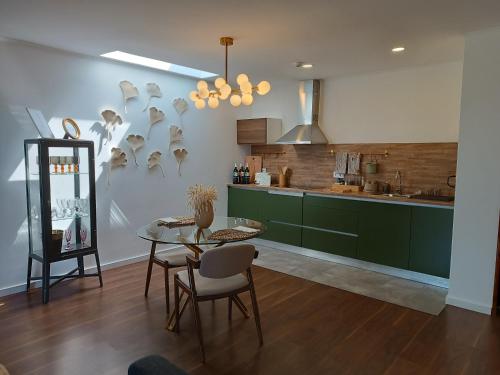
[238,163,244,184]
[232,163,239,184]
[244,163,250,184]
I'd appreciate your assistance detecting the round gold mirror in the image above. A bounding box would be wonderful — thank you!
[62,118,81,139]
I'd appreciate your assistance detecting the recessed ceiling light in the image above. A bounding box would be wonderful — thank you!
[392,46,405,53]
[100,51,217,79]
[296,62,313,69]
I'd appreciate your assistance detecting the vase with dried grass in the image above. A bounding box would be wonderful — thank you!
[187,184,217,229]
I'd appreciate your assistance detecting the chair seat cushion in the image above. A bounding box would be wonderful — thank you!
[155,249,189,266]
[128,354,188,375]
[177,270,248,296]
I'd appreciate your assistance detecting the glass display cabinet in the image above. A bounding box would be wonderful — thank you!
[24,138,102,304]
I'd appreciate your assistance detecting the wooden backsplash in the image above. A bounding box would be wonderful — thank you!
[251,143,458,195]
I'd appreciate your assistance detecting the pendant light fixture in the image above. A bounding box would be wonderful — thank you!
[189,37,271,109]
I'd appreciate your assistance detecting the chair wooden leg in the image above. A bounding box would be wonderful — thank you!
[94,251,103,287]
[174,277,180,333]
[191,296,206,363]
[228,297,233,320]
[164,265,170,315]
[248,270,264,346]
[144,241,156,297]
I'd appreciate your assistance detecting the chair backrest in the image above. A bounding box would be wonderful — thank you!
[199,244,255,279]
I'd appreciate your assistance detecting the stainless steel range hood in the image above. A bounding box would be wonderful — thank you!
[275,79,328,144]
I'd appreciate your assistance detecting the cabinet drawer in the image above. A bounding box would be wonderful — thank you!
[227,187,265,222]
[304,195,360,211]
[302,227,357,258]
[261,221,302,247]
[263,193,303,225]
[303,204,358,235]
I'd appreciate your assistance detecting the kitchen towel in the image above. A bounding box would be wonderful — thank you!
[348,152,361,174]
[335,152,348,175]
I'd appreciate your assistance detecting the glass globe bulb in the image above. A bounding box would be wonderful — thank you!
[214,77,226,89]
[257,81,271,95]
[241,93,254,106]
[197,80,208,90]
[195,99,206,109]
[189,91,198,101]
[240,80,253,94]
[198,87,209,99]
[230,94,242,107]
[219,84,232,99]
[236,73,249,85]
[208,96,219,109]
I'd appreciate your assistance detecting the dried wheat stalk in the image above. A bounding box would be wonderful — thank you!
[187,184,218,216]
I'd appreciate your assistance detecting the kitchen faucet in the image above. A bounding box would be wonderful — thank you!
[395,170,402,195]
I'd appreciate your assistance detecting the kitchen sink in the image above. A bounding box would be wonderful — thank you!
[382,193,412,198]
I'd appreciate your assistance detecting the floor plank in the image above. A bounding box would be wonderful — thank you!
[0,260,497,375]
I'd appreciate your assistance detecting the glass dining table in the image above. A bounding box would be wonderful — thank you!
[136,215,266,331]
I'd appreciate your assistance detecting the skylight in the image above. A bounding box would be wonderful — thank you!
[100,51,217,79]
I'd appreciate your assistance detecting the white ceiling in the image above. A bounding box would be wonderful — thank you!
[1,0,500,81]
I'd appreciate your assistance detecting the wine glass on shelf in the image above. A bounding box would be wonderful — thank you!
[80,226,88,247]
[56,199,66,219]
[64,228,72,250]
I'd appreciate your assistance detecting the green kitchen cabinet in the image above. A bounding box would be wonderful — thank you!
[409,206,454,278]
[357,201,411,269]
[261,192,303,245]
[227,187,266,222]
[302,227,358,258]
[263,221,302,247]
[303,195,359,235]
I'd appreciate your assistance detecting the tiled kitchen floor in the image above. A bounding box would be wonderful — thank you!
[252,244,447,315]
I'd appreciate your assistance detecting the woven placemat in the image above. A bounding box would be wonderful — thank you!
[208,228,260,241]
[157,216,195,228]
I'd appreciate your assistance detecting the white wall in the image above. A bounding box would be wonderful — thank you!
[447,27,500,314]
[237,61,463,143]
[0,40,247,295]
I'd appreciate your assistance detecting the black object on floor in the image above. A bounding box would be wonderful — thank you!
[128,355,188,375]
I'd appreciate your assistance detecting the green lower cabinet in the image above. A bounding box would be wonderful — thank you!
[227,187,265,222]
[261,221,302,246]
[302,227,357,258]
[409,207,454,278]
[303,196,359,235]
[357,201,411,269]
[263,193,303,225]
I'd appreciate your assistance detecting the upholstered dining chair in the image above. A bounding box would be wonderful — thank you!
[144,246,190,315]
[173,243,263,362]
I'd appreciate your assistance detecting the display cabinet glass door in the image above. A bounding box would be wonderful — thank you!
[48,146,93,256]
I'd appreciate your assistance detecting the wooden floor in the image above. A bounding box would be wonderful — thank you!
[0,260,499,375]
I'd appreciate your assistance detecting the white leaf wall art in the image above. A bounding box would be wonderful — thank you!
[169,125,183,149]
[147,150,165,177]
[172,97,188,125]
[173,147,188,176]
[108,147,127,185]
[142,82,162,111]
[119,80,139,114]
[126,134,145,167]
[148,107,165,139]
[101,109,123,144]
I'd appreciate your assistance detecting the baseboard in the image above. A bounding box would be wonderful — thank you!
[0,245,184,298]
[249,238,449,289]
[445,294,492,315]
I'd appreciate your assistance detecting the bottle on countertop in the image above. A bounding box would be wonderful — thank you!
[244,163,250,184]
[233,163,239,184]
[238,163,244,184]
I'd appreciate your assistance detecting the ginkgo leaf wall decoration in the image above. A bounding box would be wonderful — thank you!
[169,125,183,149]
[101,109,123,144]
[126,134,145,166]
[143,82,162,111]
[107,147,127,185]
[173,147,188,176]
[172,97,188,125]
[148,107,165,139]
[147,150,165,177]
[119,80,139,113]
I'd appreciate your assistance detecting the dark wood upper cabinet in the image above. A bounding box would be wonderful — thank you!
[237,118,282,144]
